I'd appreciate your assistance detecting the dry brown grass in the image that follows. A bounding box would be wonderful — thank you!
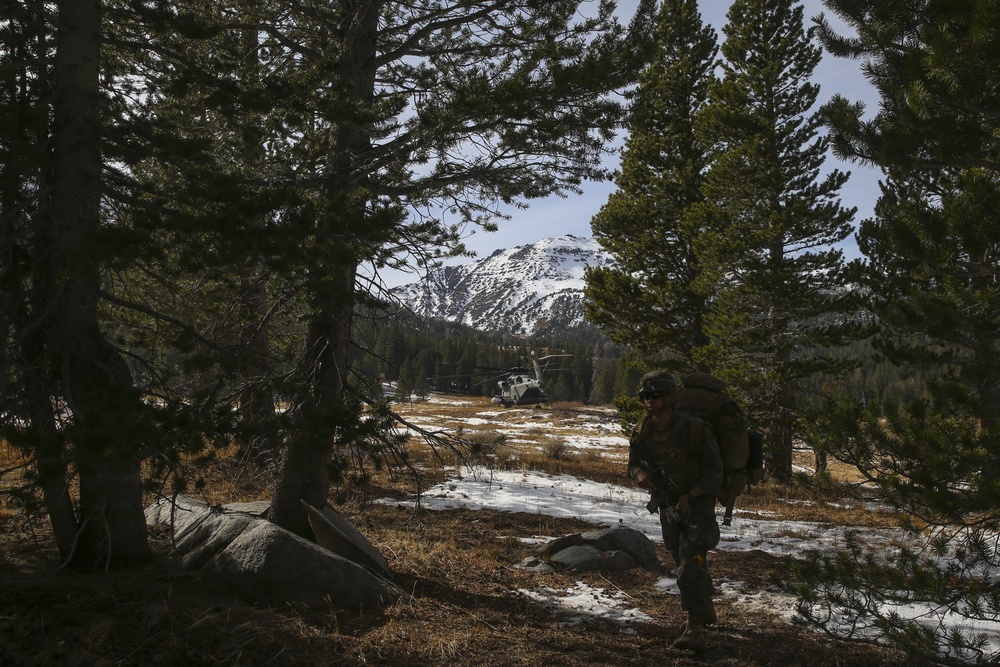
[0,395,926,667]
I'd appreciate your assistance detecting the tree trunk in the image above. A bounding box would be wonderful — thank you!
[270,265,355,538]
[74,454,150,571]
[1,1,79,559]
[236,261,278,465]
[814,450,828,477]
[765,421,794,483]
[23,341,78,559]
[977,364,1000,432]
[44,0,151,570]
[233,13,279,466]
[269,0,381,538]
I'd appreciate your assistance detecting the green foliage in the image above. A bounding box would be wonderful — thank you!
[786,2,1000,660]
[787,528,999,664]
[797,372,1000,663]
[612,395,645,436]
[696,0,860,462]
[585,0,718,366]
[2,0,661,547]
[816,0,1000,432]
[587,0,861,482]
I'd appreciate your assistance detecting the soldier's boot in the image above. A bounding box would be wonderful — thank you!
[705,600,718,626]
[672,622,707,651]
[681,602,717,631]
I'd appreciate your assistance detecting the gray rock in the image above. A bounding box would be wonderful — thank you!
[580,527,660,571]
[601,549,637,572]
[145,495,402,610]
[145,496,265,570]
[530,526,660,573]
[529,533,584,559]
[207,521,405,610]
[176,511,259,570]
[145,495,215,537]
[549,544,603,571]
[222,501,270,517]
[515,557,556,574]
[304,501,391,576]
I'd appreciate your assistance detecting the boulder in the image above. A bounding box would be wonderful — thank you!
[145,495,219,537]
[146,495,403,610]
[530,533,584,560]
[529,527,660,573]
[549,544,604,571]
[207,521,405,610]
[580,527,660,571]
[145,496,262,570]
[176,510,260,571]
[304,501,391,577]
[514,556,556,574]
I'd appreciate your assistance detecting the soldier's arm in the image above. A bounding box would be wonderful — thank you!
[627,429,653,489]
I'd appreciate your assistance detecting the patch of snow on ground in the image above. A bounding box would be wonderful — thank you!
[516,581,655,628]
[425,396,477,406]
[458,417,491,426]
[380,466,1000,659]
[561,433,628,451]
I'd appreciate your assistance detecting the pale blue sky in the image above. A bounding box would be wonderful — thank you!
[377,0,881,288]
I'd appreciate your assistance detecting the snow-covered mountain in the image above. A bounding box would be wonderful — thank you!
[391,234,614,336]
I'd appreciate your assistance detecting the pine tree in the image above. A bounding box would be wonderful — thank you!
[697,0,857,482]
[589,353,618,405]
[7,0,158,570]
[788,2,1000,662]
[249,0,659,537]
[1,0,81,564]
[3,0,659,543]
[585,0,718,368]
[818,0,1000,431]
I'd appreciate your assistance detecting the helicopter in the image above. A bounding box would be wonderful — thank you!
[484,351,572,408]
[426,351,572,407]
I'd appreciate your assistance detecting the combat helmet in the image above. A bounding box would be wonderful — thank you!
[637,371,678,399]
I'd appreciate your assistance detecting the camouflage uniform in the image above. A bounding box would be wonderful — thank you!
[628,372,723,642]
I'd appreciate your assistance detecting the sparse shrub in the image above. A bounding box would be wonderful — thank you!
[578,448,607,464]
[539,436,569,461]
[462,429,514,468]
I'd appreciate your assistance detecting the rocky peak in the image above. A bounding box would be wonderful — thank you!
[390,234,614,336]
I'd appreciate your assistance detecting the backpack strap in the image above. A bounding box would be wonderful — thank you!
[631,415,652,465]
[634,415,652,440]
[688,414,704,449]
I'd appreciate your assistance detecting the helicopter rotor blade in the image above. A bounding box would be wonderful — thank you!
[427,373,476,381]
[478,372,513,386]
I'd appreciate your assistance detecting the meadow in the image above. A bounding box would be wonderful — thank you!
[0,394,921,666]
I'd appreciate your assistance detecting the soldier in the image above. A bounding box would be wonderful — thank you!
[628,371,723,651]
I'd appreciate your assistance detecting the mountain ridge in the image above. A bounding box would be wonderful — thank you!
[390,234,614,337]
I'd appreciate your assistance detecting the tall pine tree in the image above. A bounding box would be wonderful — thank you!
[0,0,159,570]
[243,0,659,537]
[818,0,1000,432]
[585,0,718,369]
[787,2,1000,662]
[698,0,857,482]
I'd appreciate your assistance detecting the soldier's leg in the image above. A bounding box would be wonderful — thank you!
[673,505,721,651]
[659,514,681,569]
[675,542,714,623]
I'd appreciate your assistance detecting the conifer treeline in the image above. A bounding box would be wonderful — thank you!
[352,307,928,410]
[351,311,642,405]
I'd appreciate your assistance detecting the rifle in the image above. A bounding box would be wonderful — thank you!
[644,467,681,515]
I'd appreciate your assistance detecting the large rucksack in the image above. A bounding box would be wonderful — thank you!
[676,372,763,525]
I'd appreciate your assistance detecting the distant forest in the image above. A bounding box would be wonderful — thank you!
[353,309,928,409]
